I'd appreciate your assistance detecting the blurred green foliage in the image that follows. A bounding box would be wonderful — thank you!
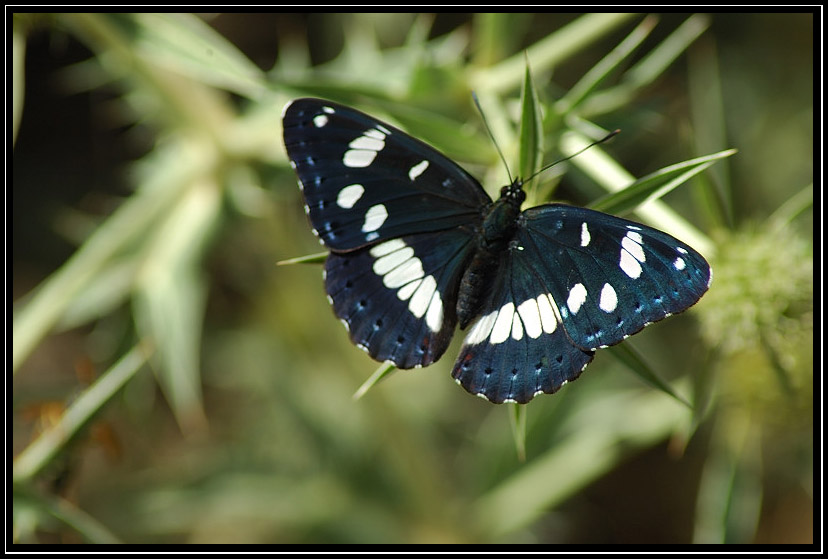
[12,13,812,544]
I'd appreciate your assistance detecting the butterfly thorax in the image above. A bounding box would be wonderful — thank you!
[456,181,526,329]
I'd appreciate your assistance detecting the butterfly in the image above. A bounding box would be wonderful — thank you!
[282,98,711,404]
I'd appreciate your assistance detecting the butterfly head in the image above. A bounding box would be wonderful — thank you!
[499,180,526,208]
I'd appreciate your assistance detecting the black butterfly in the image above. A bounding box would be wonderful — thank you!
[282,98,711,404]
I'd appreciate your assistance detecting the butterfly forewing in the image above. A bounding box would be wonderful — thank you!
[282,98,491,251]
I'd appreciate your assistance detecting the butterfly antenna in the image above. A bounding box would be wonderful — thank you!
[525,129,621,183]
[472,92,513,184]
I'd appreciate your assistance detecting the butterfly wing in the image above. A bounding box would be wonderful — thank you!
[519,204,711,349]
[282,98,492,251]
[453,204,711,404]
[325,229,476,368]
[451,245,596,404]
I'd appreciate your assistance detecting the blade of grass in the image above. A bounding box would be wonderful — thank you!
[688,35,734,229]
[133,179,221,435]
[475,386,689,537]
[353,362,397,400]
[589,149,738,216]
[607,343,691,408]
[471,13,638,94]
[13,342,153,484]
[12,141,208,373]
[555,15,658,115]
[14,490,123,544]
[518,58,543,198]
[277,252,329,266]
[693,413,763,543]
[582,14,710,116]
[767,183,813,232]
[509,404,528,463]
[131,13,267,98]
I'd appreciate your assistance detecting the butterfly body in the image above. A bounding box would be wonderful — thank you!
[283,98,711,404]
[458,182,526,329]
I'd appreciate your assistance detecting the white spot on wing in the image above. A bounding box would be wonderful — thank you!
[517,299,543,339]
[350,135,384,151]
[343,149,377,168]
[599,283,618,313]
[490,303,515,344]
[313,114,328,128]
[408,275,437,319]
[619,250,642,279]
[674,257,686,270]
[409,160,429,181]
[567,283,588,315]
[580,222,591,247]
[383,258,425,288]
[536,293,558,333]
[343,128,387,168]
[620,231,645,279]
[511,312,524,340]
[466,310,498,345]
[373,246,414,275]
[426,291,443,332]
[370,239,406,258]
[397,278,422,301]
[336,184,365,208]
[625,232,645,258]
[362,204,388,232]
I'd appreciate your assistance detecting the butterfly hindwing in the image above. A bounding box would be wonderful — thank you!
[325,227,478,368]
[452,243,596,404]
[282,98,491,252]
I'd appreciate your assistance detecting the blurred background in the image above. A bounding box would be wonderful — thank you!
[11,13,813,544]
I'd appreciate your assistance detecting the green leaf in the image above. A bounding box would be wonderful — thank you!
[13,489,123,544]
[277,252,329,266]
[555,15,657,116]
[607,343,691,408]
[518,59,543,192]
[12,141,203,373]
[582,14,710,116]
[471,13,638,94]
[475,387,690,537]
[130,13,268,98]
[509,404,528,462]
[589,149,738,215]
[133,180,222,434]
[353,362,398,400]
